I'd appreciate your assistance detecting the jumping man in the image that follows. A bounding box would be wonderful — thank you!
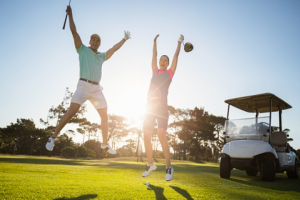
[46,6,131,154]
[142,34,183,181]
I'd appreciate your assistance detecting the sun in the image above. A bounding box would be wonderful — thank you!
[116,88,147,120]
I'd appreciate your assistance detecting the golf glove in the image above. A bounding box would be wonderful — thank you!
[124,31,131,40]
[178,35,184,43]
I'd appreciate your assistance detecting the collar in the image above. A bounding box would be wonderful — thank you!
[89,47,99,54]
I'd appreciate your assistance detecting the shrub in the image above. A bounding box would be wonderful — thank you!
[188,156,194,161]
[139,156,143,162]
[158,151,165,159]
[116,151,122,157]
[87,149,96,157]
[61,146,75,157]
[77,146,88,157]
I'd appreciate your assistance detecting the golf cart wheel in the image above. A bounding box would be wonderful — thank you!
[246,169,258,176]
[260,159,276,182]
[287,160,299,179]
[220,157,231,178]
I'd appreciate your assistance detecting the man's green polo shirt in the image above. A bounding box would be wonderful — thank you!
[76,44,106,82]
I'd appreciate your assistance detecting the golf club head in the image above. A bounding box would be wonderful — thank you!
[184,42,193,52]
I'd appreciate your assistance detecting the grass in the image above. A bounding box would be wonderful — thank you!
[0,155,299,200]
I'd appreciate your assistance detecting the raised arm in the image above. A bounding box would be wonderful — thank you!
[67,6,82,49]
[170,35,184,74]
[106,31,131,60]
[152,35,159,72]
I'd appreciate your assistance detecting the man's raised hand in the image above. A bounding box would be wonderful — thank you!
[124,31,131,40]
[66,6,72,15]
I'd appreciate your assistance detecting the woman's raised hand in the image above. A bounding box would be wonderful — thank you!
[178,35,184,43]
[154,34,159,42]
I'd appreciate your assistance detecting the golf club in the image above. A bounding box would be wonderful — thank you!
[182,39,193,52]
[62,0,72,30]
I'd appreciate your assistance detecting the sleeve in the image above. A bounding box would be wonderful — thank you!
[168,68,174,80]
[76,44,85,54]
[152,68,159,75]
[102,52,107,61]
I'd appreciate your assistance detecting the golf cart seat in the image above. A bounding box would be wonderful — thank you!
[258,123,269,134]
[270,131,287,152]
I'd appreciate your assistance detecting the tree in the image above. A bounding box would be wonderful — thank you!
[191,108,216,161]
[40,87,88,136]
[84,139,103,158]
[80,121,100,141]
[116,139,136,157]
[168,107,190,160]
[0,130,5,152]
[0,119,49,155]
[51,133,74,156]
[296,149,300,159]
[128,126,143,162]
[169,107,223,161]
[152,128,160,157]
[61,146,75,157]
[125,139,137,155]
[77,145,88,157]
[107,114,129,150]
[76,128,85,145]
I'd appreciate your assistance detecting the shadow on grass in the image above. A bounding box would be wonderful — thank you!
[147,184,167,200]
[227,176,300,193]
[0,157,88,166]
[0,156,218,174]
[192,160,205,164]
[170,186,194,200]
[53,194,97,200]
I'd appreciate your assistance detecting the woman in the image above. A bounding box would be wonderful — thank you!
[142,34,184,181]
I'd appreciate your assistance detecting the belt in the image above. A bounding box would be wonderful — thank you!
[79,78,99,85]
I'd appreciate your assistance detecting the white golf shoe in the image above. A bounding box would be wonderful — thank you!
[45,137,56,151]
[142,163,157,177]
[101,144,116,155]
[166,166,174,181]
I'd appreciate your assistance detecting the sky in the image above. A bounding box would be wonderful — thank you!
[0,0,300,149]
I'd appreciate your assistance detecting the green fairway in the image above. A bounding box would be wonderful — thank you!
[0,155,299,200]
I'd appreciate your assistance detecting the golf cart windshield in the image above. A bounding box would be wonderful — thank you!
[225,117,270,140]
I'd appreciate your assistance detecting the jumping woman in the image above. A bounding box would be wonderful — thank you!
[142,34,184,181]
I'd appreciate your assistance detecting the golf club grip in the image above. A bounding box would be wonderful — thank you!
[62,13,68,29]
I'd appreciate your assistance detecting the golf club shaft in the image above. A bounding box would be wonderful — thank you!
[62,14,68,29]
[62,0,72,30]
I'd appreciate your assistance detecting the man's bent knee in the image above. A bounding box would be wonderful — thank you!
[68,103,81,115]
[66,110,77,117]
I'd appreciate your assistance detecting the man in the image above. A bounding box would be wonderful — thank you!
[142,34,183,181]
[46,5,131,154]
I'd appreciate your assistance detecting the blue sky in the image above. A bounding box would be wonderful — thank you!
[0,0,299,149]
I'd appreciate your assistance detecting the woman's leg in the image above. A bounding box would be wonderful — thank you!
[157,128,171,167]
[144,129,153,165]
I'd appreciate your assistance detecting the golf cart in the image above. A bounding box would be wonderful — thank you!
[219,93,299,182]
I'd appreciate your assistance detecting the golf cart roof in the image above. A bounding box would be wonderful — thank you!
[225,93,292,113]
